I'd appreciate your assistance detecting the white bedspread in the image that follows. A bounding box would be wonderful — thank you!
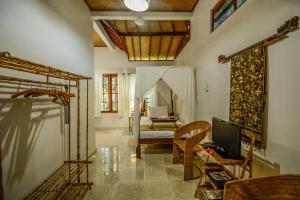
[140,116,183,139]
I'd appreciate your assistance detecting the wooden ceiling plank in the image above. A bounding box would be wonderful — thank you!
[148,22,151,61]
[91,11,193,21]
[138,26,142,61]
[102,20,125,50]
[117,31,188,37]
[122,21,130,60]
[166,36,173,60]
[86,0,199,12]
[127,21,136,61]
[166,21,175,60]
[157,21,163,60]
[93,30,106,47]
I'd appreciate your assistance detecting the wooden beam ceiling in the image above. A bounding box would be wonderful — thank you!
[98,20,190,61]
[85,0,199,12]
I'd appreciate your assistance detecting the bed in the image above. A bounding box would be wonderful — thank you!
[136,116,184,158]
[133,66,196,159]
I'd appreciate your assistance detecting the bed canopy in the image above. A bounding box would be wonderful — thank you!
[133,66,196,146]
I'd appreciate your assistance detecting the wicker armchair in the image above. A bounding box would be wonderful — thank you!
[173,121,211,180]
[223,174,300,200]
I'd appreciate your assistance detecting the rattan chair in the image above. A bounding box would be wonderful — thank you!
[223,174,300,200]
[173,121,211,180]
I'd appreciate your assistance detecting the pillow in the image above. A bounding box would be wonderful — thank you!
[147,106,158,118]
[157,106,168,118]
[148,106,168,118]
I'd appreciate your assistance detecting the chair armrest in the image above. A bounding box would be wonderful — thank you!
[174,121,211,142]
[174,126,190,141]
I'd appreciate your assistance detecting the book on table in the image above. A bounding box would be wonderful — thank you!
[205,168,233,189]
[202,190,223,200]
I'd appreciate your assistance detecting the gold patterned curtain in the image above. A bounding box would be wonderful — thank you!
[229,45,267,142]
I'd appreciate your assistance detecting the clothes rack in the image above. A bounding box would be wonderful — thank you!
[0,52,92,200]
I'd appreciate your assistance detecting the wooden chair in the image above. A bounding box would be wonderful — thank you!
[239,135,256,179]
[223,174,300,200]
[173,121,211,180]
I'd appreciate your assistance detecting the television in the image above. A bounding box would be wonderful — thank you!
[212,117,242,159]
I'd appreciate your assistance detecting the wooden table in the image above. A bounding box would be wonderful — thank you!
[194,144,245,199]
[198,144,245,166]
[150,117,178,129]
[128,112,134,134]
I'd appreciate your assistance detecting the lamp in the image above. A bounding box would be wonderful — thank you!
[135,16,145,26]
[124,0,150,12]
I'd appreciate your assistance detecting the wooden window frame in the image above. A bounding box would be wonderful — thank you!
[101,73,118,113]
[211,0,247,32]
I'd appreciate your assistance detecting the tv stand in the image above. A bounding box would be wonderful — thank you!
[194,135,256,199]
[203,143,234,159]
[215,146,230,159]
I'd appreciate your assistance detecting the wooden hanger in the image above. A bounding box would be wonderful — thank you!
[12,88,75,105]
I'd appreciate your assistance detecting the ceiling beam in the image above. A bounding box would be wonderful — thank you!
[118,31,189,37]
[93,20,115,51]
[91,11,193,21]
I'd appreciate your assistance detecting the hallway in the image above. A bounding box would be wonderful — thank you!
[85,129,198,200]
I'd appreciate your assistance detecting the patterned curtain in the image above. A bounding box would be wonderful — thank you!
[229,45,267,142]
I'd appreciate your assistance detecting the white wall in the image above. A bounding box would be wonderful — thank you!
[94,47,182,128]
[0,0,95,199]
[94,47,179,72]
[181,0,300,173]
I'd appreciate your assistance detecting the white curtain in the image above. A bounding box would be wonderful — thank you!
[94,73,103,118]
[145,85,158,107]
[155,80,172,107]
[128,74,136,114]
[118,73,125,118]
[162,67,196,123]
[133,66,196,147]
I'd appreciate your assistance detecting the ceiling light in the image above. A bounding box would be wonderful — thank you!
[135,16,145,26]
[124,0,150,12]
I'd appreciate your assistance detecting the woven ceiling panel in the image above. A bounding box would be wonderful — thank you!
[167,36,182,60]
[125,36,134,61]
[111,20,190,34]
[133,36,141,60]
[160,21,174,32]
[126,21,138,32]
[141,36,150,60]
[93,30,106,47]
[159,36,172,60]
[174,21,189,32]
[101,20,190,61]
[150,36,161,60]
[148,21,161,32]
[85,0,199,12]
[114,21,126,33]
[138,23,150,33]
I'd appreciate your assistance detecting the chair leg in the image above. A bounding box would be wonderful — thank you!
[194,171,204,198]
[184,150,193,181]
[136,144,141,159]
[173,143,181,164]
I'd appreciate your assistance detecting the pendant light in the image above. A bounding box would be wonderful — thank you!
[135,16,145,26]
[124,0,150,12]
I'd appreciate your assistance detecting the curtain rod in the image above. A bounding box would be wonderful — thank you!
[218,16,299,64]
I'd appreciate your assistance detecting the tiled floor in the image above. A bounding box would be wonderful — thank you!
[84,129,199,200]
[84,128,279,200]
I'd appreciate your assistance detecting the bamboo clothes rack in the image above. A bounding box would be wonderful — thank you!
[218,16,299,63]
[0,52,92,200]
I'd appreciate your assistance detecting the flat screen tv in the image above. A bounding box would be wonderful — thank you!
[212,117,242,159]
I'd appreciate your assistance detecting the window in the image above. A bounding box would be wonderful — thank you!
[211,0,247,32]
[101,74,118,113]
